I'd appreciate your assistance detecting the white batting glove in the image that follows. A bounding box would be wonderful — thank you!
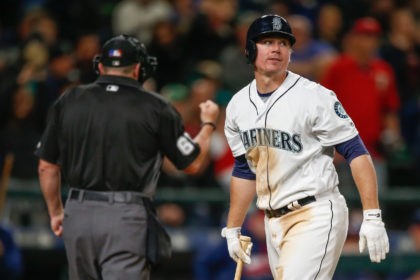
[221,227,252,264]
[359,209,389,263]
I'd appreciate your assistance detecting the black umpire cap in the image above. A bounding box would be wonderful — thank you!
[100,35,139,67]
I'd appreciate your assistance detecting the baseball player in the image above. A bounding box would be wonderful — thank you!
[35,34,219,279]
[221,15,389,279]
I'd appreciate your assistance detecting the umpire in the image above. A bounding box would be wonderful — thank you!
[35,34,219,279]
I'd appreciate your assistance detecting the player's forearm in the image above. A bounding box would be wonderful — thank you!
[38,160,63,217]
[227,176,256,228]
[349,154,380,210]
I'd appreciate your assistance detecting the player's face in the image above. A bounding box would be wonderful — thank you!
[254,36,291,75]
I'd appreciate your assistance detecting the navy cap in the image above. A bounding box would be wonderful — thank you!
[100,35,139,67]
[247,14,296,45]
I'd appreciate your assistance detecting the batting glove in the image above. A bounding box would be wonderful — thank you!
[221,227,252,264]
[359,209,389,263]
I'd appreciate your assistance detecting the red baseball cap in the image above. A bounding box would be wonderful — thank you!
[350,17,382,35]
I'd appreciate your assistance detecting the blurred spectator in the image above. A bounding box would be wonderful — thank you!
[314,3,344,51]
[287,14,337,82]
[73,33,101,83]
[168,0,197,34]
[159,83,192,187]
[157,84,191,230]
[45,45,78,105]
[157,73,220,186]
[30,11,59,47]
[15,35,51,130]
[379,8,420,185]
[17,8,48,43]
[112,0,172,45]
[158,76,226,227]
[369,0,395,33]
[219,11,257,93]
[16,35,49,86]
[321,17,401,191]
[183,72,222,190]
[161,83,190,120]
[335,0,374,29]
[0,84,49,233]
[148,19,189,91]
[193,209,271,280]
[45,0,113,41]
[186,60,235,191]
[159,68,233,227]
[183,0,237,67]
[0,85,41,187]
[209,105,234,193]
[268,0,322,22]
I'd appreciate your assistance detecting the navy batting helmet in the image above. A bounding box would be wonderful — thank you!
[93,34,158,83]
[245,15,295,64]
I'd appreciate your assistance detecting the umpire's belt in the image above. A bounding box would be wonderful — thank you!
[69,188,145,204]
[265,196,316,218]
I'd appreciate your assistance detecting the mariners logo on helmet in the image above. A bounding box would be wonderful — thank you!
[273,17,282,31]
[245,14,295,64]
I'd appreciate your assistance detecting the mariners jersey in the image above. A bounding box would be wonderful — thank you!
[225,71,358,210]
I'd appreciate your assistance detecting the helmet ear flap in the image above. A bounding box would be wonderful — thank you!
[139,55,158,83]
[136,42,158,84]
[245,40,257,64]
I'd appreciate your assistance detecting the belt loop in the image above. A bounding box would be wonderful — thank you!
[78,190,84,203]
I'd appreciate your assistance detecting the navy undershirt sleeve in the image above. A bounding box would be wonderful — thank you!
[232,154,256,180]
[335,135,369,164]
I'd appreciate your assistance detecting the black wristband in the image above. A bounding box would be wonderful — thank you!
[201,122,216,131]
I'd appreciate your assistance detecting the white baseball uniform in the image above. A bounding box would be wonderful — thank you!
[224,71,356,279]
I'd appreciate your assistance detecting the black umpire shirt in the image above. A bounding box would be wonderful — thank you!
[35,75,200,195]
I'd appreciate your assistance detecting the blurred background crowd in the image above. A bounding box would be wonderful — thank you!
[0,0,419,279]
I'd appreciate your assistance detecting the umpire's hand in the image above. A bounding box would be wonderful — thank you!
[50,212,64,237]
[199,100,219,125]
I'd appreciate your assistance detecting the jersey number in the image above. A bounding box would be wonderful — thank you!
[176,134,195,156]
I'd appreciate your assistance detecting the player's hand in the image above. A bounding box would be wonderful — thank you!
[199,100,219,125]
[221,227,252,264]
[359,209,389,263]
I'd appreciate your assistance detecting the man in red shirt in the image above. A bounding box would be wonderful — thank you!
[321,17,401,189]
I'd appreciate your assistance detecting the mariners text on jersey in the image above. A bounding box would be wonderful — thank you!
[240,127,303,153]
